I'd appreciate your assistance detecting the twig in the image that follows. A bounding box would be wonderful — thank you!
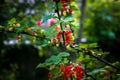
[89,53,120,70]
[55,1,66,46]
[70,45,120,70]
[82,48,120,70]
[0,27,50,41]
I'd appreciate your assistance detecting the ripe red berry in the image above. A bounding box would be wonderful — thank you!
[54,26,60,31]
[65,0,70,2]
[17,35,21,41]
[51,38,57,44]
[64,30,72,45]
[32,32,37,36]
[69,9,72,15]
[36,21,41,26]
[48,18,56,26]
[56,31,62,42]
[47,73,51,78]
[60,64,84,80]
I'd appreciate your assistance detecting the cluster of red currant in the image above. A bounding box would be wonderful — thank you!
[52,0,72,15]
[48,63,84,80]
[61,0,72,15]
[51,30,74,45]
[51,0,74,45]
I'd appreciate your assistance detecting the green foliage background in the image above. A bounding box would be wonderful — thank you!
[0,0,120,80]
[84,0,120,62]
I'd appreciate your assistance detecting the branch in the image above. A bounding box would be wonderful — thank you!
[70,45,120,70]
[0,27,50,41]
[55,1,66,47]
[88,52,120,70]
[84,49,120,70]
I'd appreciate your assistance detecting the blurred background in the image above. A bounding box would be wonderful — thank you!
[0,0,120,80]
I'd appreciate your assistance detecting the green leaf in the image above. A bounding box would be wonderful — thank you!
[45,56,62,65]
[84,55,90,62]
[79,43,97,49]
[36,63,46,68]
[58,52,70,58]
[88,68,105,75]
[40,43,49,47]
[100,30,107,35]
[37,52,70,68]
[50,67,60,75]
[77,52,84,62]
[108,31,115,39]
[81,64,85,69]
[63,58,69,64]
[16,26,24,32]
[41,14,53,23]
[106,16,112,22]
[71,5,79,10]
[62,16,74,24]
[79,44,88,48]
[8,18,16,25]
[117,78,120,80]
[87,43,98,48]
[53,57,62,64]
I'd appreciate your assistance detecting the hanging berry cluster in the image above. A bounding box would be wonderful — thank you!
[17,22,40,42]
[51,0,74,45]
[60,64,84,80]
[61,0,72,15]
[53,0,72,15]
[48,63,84,80]
[51,30,74,45]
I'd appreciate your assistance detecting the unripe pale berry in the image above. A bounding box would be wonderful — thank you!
[9,27,13,31]
[66,45,71,50]
[27,28,32,31]
[40,29,45,34]
[16,23,20,27]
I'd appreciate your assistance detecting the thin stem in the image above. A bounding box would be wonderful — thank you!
[89,53,120,70]
[70,45,120,70]
[1,27,50,41]
[55,1,66,46]
[69,24,74,33]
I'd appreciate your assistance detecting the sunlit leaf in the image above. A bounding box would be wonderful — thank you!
[8,18,16,25]
[36,63,46,68]
[79,43,98,49]
[63,58,69,64]
[58,52,70,57]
